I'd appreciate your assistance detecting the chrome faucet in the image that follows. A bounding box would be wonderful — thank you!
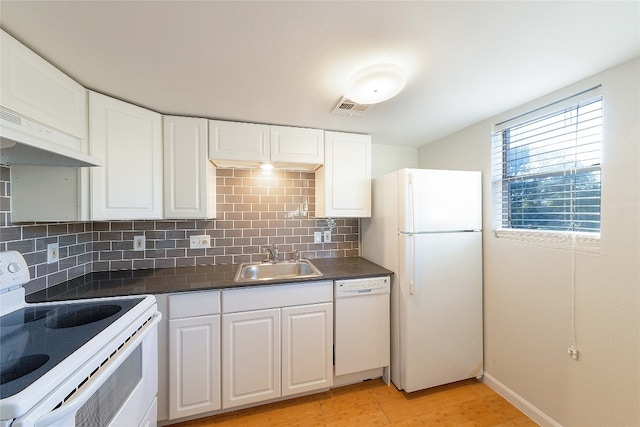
[263,244,280,263]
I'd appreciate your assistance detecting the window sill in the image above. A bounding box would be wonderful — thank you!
[493,229,600,253]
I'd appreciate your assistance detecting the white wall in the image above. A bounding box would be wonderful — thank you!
[418,59,639,427]
[371,143,418,179]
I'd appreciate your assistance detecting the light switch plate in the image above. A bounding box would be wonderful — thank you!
[313,231,322,243]
[324,230,331,243]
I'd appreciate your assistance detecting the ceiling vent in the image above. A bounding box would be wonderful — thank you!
[331,97,371,116]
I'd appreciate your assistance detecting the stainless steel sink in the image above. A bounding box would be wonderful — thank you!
[234,259,323,282]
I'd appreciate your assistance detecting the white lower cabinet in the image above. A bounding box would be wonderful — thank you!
[281,303,333,397]
[160,282,333,422]
[221,281,333,410]
[167,291,221,420]
[222,308,281,408]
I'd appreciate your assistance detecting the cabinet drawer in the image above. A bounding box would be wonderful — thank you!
[222,281,332,313]
[169,291,220,319]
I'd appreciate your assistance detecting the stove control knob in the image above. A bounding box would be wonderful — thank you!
[7,262,21,273]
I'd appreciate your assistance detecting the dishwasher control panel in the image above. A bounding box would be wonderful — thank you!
[335,276,390,297]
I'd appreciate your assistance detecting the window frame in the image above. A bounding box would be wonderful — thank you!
[491,86,602,251]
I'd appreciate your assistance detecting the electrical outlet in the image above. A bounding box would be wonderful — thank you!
[133,235,145,251]
[47,243,59,264]
[190,235,210,249]
[313,231,322,243]
[324,230,332,243]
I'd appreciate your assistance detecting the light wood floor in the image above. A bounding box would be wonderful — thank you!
[172,379,538,426]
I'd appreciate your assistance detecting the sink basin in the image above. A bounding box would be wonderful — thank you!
[234,259,323,282]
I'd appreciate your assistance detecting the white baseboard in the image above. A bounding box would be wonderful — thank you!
[482,372,562,427]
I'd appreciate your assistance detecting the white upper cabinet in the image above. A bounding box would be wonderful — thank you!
[164,116,216,219]
[316,131,371,217]
[208,120,270,165]
[269,125,323,166]
[208,120,323,170]
[0,29,87,141]
[89,92,163,220]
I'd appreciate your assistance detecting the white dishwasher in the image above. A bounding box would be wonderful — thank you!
[334,276,390,380]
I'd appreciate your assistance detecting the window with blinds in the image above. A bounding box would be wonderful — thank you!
[492,87,602,233]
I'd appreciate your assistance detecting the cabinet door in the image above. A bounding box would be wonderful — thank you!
[316,131,371,217]
[164,116,216,219]
[169,314,221,419]
[270,126,323,165]
[1,30,87,140]
[222,308,280,409]
[89,92,163,219]
[281,303,333,397]
[208,120,270,164]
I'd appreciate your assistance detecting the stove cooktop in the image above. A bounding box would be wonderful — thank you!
[0,297,144,399]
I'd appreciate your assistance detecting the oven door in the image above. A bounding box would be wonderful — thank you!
[13,311,160,427]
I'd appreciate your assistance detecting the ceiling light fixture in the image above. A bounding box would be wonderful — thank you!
[346,63,406,105]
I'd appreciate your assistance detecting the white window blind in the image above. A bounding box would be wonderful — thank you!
[492,87,602,234]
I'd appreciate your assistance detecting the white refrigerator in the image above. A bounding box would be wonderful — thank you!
[362,168,483,393]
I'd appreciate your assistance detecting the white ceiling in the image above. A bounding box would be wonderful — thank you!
[1,1,638,147]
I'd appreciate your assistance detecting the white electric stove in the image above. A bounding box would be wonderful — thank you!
[0,251,161,427]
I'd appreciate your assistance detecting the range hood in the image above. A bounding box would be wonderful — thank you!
[0,108,102,167]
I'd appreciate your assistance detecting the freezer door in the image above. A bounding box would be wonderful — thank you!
[398,231,483,392]
[399,169,482,233]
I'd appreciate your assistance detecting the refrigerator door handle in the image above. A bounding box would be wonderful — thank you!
[409,234,416,295]
[407,172,416,233]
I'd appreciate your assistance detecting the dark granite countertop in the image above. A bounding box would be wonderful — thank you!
[26,257,393,303]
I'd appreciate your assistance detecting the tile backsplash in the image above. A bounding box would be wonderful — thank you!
[0,166,359,294]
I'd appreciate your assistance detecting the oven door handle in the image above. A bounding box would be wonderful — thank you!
[30,312,161,427]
